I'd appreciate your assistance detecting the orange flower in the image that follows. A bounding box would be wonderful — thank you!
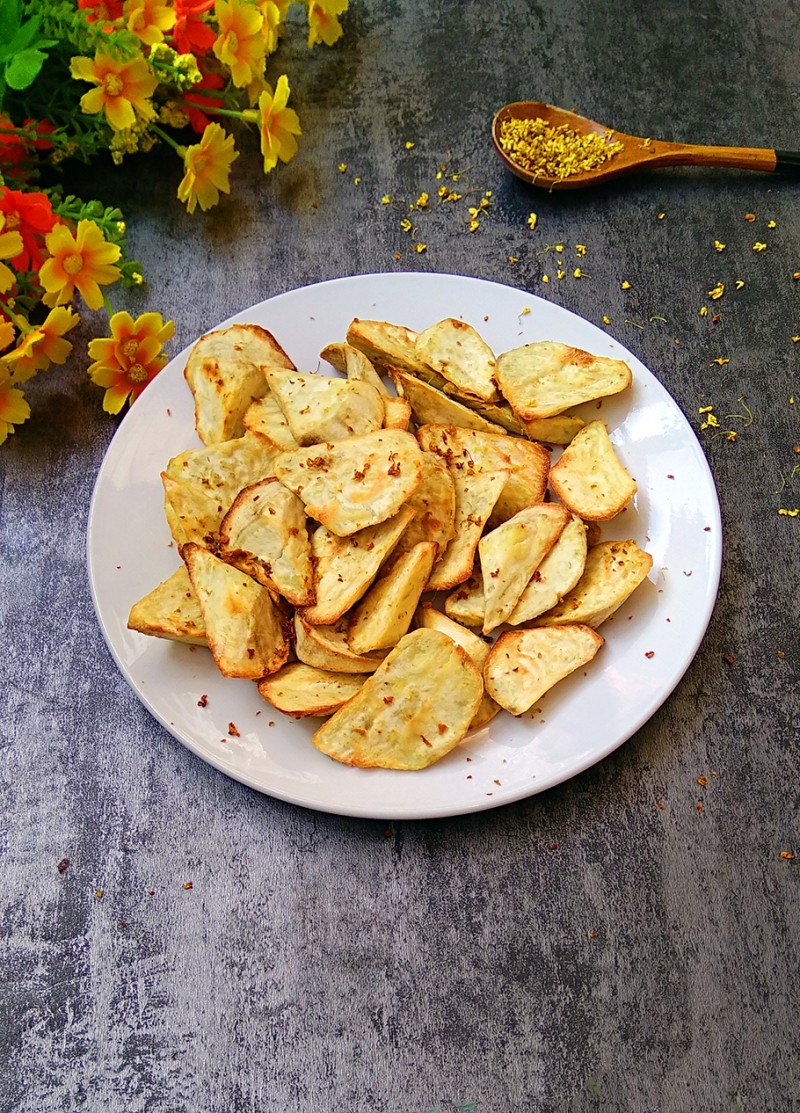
[0,214,23,293]
[70,51,157,131]
[125,0,176,44]
[88,310,174,412]
[249,74,300,173]
[39,220,122,310]
[0,320,14,352]
[307,0,347,47]
[0,365,30,446]
[213,0,266,87]
[177,123,238,214]
[4,307,80,382]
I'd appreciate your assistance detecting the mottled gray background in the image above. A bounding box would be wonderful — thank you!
[1,1,799,1111]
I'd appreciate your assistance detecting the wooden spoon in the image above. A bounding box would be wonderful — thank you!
[492,101,800,190]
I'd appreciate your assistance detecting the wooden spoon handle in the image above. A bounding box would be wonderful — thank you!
[643,143,778,173]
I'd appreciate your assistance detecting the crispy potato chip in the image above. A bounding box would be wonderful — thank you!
[416,424,549,527]
[414,318,499,402]
[548,420,637,521]
[294,613,385,674]
[389,451,456,561]
[321,341,412,430]
[427,468,509,591]
[479,503,570,633]
[274,429,423,536]
[415,603,499,730]
[391,369,507,434]
[345,318,432,377]
[496,340,633,419]
[299,506,415,626]
[530,538,653,628]
[217,477,313,606]
[184,323,295,445]
[257,663,365,718]
[348,541,438,654]
[443,573,485,627]
[520,412,585,445]
[127,565,207,645]
[484,624,604,716]
[508,514,588,624]
[312,628,484,769]
[266,369,385,445]
[163,433,278,545]
[242,394,299,451]
[182,543,289,678]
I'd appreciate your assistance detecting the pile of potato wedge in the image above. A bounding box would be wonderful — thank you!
[128,314,653,771]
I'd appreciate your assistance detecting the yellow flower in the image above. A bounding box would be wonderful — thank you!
[251,74,300,173]
[213,0,266,88]
[39,221,122,310]
[0,215,24,294]
[0,320,14,351]
[70,51,157,131]
[257,0,283,52]
[307,0,348,47]
[4,307,80,382]
[177,123,239,214]
[0,366,30,446]
[125,0,176,44]
[88,310,174,412]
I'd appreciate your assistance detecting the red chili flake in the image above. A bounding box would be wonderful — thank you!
[421,735,432,747]
[227,722,240,737]
[655,800,665,811]
[493,778,501,786]
[465,756,472,762]
[466,774,472,779]
[383,828,394,839]
[166,408,171,416]
[268,721,275,727]
[723,654,735,665]
[589,930,600,939]
[696,802,704,814]
[549,843,558,850]
[645,650,655,659]
[438,723,447,734]
[704,526,712,532]
[383,696,395,705]
[182,881,193,890]
[667,474,675,479]
[148,890,155,896]
[219,738,227,744]
[57,858,70,874]
[197,694,208,708]
[118,920,128,930]
[697,775,708,787]
[779,850,795,860]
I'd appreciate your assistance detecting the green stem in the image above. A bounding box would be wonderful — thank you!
[0,300,34,332]
[150,123,186,155]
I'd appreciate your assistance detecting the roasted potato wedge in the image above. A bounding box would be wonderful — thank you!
[242,394,299,451]
[257,663,364,718]
[184,323,294,445]
[508,514,588,625]
[127,565,207,645]
[496,340,632,419]
[266,369,385,445]
[294,613,385,674]
[414,318,499,402]
[484,624,604,716]
[182,543,289,678]
[389,451,456,562]
[348,541,437,654]
[530,538,653,628]
[312,628,484,769]
[274,429,423,536]
[426,468,509,591]
[443,573,485,627]
[391,369,507,434]
[548,419,637,521]
[415,603,500,730]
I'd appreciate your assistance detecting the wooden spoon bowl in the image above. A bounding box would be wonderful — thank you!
[492,101,797,190]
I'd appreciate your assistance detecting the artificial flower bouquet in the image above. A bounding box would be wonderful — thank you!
[0,0,348,443]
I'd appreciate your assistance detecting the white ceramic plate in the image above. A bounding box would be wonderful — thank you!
[88,272,721,820]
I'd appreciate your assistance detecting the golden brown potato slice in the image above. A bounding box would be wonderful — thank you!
[299,506,415,626]
[508,514,588,625]
[415,603,499,730]
[389,451,456,562]
[184,323,295,445]
[273,429,423,536]
[345,318,431,377]
[427,469,509,591]
[416,424,549,527]
[496,340,633,419]
[182,543,289,679]
[320,341,412,430]
[242,394,299,451]
[257,663,364,718]
[266,369,385,445]
[293,613,385,674]
[127,565,207,645]
[520,412,585,445]
[391,370,507,434]
[530,538,653,628]
[217,478,313,606]
[414,318,499,402]
[348,541,438,654]
[443,574,485,627]
[548,420,637,521]
[484,625,604,716]
[312,628,484,769]
[163,433,278,544]
[479,503,570,633]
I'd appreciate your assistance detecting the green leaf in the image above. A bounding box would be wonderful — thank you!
[0,0,21,47]
[4,47,47,90]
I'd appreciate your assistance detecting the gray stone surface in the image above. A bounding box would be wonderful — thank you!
[1,2,799,1111]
